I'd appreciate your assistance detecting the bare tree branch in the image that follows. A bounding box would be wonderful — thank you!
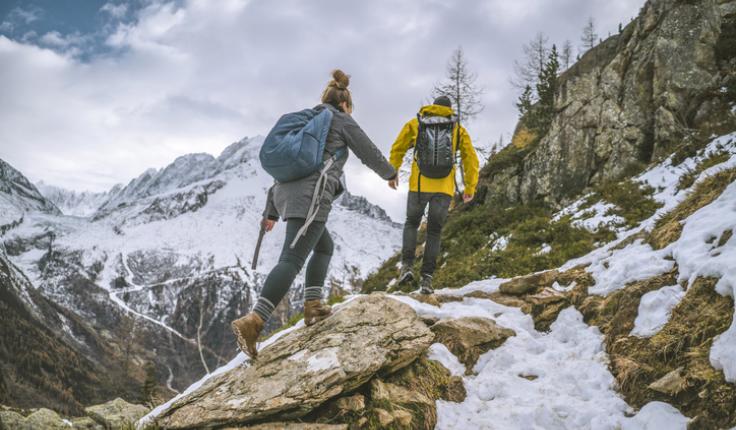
[432,46,485,123]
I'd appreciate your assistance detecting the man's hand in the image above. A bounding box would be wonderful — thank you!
[262,218,276,232]
[388,177,399,190]
[463,193,474,204]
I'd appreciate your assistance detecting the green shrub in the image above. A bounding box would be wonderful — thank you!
[363,199,617,292]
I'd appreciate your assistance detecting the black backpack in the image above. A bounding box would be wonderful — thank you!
[414,113,457,179]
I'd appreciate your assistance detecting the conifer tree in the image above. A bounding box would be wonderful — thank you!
[516,85,533,118]
[535,44,560,132]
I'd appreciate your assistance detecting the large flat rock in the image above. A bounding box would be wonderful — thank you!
[155,295,434,429]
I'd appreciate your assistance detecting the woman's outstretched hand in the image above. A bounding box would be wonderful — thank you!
[262,219,276,232]
[463,193,474,203]
[388,177,398,190]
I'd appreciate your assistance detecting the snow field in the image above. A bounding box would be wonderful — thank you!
[395,295,689,429]
[557,134,736,382]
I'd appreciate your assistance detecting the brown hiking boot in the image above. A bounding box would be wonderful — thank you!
[231,312,264,359]
[304,299,332,326]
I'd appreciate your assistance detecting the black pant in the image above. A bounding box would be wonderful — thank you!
[259,218,333,307]
[401,192,451,276]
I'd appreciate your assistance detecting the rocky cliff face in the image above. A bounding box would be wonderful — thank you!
[481,0,736,208]
[0,159,59,228]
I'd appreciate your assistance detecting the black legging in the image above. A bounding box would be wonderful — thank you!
[259,218,333,307]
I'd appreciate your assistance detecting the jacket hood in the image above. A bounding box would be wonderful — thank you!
[419,104,455,117]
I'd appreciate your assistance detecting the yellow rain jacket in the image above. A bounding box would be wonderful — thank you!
[389,104,480,197]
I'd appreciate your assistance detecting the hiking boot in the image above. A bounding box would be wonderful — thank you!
[231,312,264,360]
[398,267,415,286]
[419,274,434,295]
[304,299,332,326]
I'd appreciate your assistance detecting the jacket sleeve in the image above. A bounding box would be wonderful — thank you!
[459,126,480,196]
[262,185,279,220]
[342,117,397,180]
[389,119,417,172]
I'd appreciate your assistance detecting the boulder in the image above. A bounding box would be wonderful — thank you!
[155,295,434,429]
[499,270,559,295]
[0,410,27,430]
[85,398,149,429]
[430,317,516,372]
[0,408,69,430]
[648,367,688,396]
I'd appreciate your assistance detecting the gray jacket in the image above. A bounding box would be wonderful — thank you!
[264,104,396,222]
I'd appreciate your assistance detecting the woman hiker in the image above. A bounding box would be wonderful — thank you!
[231,70,398,359]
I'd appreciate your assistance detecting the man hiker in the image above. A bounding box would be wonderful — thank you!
[388,95,479,294]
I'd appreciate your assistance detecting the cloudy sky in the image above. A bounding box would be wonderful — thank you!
[0,0,643,220]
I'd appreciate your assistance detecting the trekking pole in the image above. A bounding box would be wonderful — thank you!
[251,218,266,271]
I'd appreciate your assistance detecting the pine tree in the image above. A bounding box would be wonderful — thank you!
[432,46,484,123]
[516,85,533,118]
[581,17,598,52]
[534,44,560,132]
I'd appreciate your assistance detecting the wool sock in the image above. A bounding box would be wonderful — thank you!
[304,286,323,302]
[252,297,276,322]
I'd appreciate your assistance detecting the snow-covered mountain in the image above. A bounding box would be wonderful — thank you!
[0,159,59,228]
[36,182,117,217]
[1,136,401,410]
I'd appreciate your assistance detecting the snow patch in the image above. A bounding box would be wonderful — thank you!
[428,343,466,377]
[587,240,674,296]
[631,285,685,337]
[620,401,689,430]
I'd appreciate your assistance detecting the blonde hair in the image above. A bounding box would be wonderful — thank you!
[321,69,352,110]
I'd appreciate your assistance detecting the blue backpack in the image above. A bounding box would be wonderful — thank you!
[259,107,344,183]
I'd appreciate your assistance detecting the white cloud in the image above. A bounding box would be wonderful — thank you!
[8,6,42,25]
[100,2,129,19]
[0,0,643,220]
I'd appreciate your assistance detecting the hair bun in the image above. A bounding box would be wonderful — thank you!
[331,69,350,90]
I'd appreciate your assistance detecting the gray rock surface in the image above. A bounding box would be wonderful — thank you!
[85,398,149,429]
[155,295,434,429]
[483,0,736,208]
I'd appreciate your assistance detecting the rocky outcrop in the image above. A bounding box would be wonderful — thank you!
[0,158,61,217]
[154,295,436,429]
[0,398,149,430]
[463,266,592,331]
[481,0,736,208]
[430,317,515,373]
[85,398,150,429]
